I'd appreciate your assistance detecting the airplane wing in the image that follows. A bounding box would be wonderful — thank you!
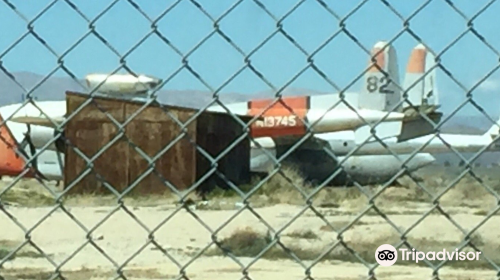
[256,109,442,156]
[8,116,64,128]
[345,108,442,144]
[10,109,442,158]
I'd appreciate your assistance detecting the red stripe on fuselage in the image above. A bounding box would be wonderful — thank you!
[248,96,309,138]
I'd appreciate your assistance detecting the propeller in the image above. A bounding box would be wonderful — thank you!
[53,128,65,181]
[18,124,46,180]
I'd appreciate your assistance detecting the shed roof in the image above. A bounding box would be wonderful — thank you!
[65,91,260,122]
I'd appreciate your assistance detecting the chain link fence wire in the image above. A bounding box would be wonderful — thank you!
[1,0,500,279]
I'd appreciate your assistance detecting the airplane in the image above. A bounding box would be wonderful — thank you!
[248,44,500,185]
[210,42,446,185]
[0,41,444,187]
[315,44,499,167]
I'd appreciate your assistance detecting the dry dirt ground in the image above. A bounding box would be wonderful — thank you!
[1,166,500,280]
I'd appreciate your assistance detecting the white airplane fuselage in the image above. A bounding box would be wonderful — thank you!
[250,145,435,185]
[316,130,496,156]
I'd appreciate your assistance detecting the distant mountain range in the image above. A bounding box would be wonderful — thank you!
[0,71,494,135]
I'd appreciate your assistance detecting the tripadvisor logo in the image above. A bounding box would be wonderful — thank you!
[375,244,398,266]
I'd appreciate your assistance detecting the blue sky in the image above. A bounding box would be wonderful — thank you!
[1,0,499,117]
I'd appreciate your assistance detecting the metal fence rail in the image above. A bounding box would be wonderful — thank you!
[1,0,500,279]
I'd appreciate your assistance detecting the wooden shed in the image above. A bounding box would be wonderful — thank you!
[63,91,252,195]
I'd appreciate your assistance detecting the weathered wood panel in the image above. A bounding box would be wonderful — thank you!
[124,103,197,194]
[65,92,128,194]
[64,91,252,195]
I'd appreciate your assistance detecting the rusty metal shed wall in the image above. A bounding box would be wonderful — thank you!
[63,91,251,195]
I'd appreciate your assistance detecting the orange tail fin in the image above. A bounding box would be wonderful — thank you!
[403,44,439,109]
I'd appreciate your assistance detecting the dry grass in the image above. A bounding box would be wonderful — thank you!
[0,267,166,280]
[2,166,500,213]
[204,226,365,261]
[203,165,365,209]
[0,178,178,208]
[318,220,372,232]
[285,229,319,240]
[229,166,500,213]
[205,226,496,270]
[0,180,54,207]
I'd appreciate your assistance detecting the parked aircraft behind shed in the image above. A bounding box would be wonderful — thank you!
[0,41,450,187]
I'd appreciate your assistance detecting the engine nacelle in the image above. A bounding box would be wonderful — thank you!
[29,125,65,153]
[85,73,162,95]
[315,131,356,155]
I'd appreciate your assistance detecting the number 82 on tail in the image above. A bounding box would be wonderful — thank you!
[366,75,394,94]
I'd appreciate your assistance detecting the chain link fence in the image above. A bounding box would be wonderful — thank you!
[1,0,500,279]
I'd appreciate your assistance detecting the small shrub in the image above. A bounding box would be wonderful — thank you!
[286,229,319,240]
[0,247,14,261]
[209,227,272,258]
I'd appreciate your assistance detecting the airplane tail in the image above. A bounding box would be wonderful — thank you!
[355,41,442,143]
[403,44,439,112]
[479,118,500,150]
[358,41,402,113]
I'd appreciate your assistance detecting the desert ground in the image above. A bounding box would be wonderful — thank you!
[1,165,500,280]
